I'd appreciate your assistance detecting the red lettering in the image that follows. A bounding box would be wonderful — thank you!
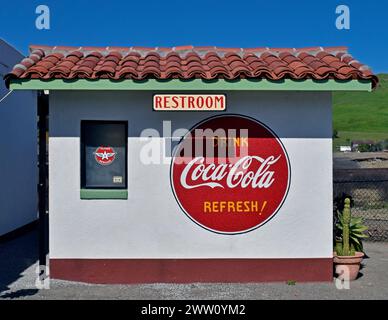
[155,95,226,110]
[154,96,162,109]
[179,96,186,109]
[188,96,195,109]
[163,96,170,108]
[197,96,204,108]
[172,96,179,108]
[205,96,213,108]
[215,96,224,109]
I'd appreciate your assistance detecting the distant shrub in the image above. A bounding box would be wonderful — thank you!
[357,143,382,152]
[358,144,372,152]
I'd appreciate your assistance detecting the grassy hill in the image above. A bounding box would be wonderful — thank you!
[333,73,388,149]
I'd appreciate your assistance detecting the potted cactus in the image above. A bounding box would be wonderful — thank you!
[333,198,368,280]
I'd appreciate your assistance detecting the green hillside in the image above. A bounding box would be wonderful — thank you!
[333,73,388,149]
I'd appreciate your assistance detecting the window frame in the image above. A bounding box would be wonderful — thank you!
[80,120,128,193]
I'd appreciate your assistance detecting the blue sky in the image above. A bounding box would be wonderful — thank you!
[1,0,387,73]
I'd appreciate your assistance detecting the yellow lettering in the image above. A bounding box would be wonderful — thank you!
[241,137,249,147]
[236,201,242,212]
[220,201,227,212]
[204,201,211,213]
[251,201,259,212]
[203,201,264,214]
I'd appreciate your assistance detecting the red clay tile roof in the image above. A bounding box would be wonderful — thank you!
[5,45,378,88]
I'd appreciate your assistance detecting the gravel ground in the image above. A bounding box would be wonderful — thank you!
[1,229,387,300]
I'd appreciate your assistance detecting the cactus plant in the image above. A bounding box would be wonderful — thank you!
[342,198,351,256]
[334,197,368,256]
[334,197,368,280]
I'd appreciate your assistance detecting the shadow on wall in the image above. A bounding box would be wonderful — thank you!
[0,228,39,298]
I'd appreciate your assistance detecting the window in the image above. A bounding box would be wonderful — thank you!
[80,121,127,199]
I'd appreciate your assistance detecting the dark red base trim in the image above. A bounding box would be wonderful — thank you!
[50,258,333,283]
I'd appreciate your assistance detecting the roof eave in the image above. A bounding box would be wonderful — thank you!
[8,78,373,92]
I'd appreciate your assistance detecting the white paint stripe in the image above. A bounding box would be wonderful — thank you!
[0,90,13,104]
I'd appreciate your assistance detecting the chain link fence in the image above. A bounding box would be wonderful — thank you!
[334,169,388,241]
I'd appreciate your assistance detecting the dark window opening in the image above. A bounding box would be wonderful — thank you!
[81,121,127,189]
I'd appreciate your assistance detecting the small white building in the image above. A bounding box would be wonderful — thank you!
[0,39,37,238]
[339,146,351,152]
[5,45,377,283]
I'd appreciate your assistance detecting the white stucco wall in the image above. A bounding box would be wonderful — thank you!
[0,39,37,236]
[49,90,333,259]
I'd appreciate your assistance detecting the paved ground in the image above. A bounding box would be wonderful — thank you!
[0,229,387,300]
[334,152,388,169]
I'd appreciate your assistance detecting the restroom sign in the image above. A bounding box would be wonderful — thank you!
[153,94,226,111]
[170,115,290,234]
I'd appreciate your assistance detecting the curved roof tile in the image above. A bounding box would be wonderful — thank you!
[4,45,378,89]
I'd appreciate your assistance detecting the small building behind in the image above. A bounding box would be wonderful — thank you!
[0,39,37,238]
[339,145,351,152]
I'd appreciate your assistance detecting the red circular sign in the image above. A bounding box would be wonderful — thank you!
[94,146,116,165]
[171,115,290,234]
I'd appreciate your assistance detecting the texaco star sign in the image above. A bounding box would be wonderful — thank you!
[94,146,116,166]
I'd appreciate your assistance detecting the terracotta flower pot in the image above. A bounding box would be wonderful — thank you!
[333,251,364,281]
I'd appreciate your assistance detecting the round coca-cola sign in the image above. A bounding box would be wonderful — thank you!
[170,114,290,234]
